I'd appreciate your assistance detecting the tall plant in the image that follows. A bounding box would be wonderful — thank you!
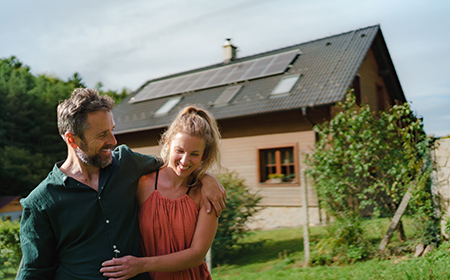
[212,171,262,266]
[306,92,435,241]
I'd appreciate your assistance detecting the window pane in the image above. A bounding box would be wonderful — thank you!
[271,75,300,95]
[155,96,182,116]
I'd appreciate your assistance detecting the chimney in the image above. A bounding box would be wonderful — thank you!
[223,38,237,64]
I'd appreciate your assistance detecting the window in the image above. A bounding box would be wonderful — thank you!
[154,96,182,116]
[258,145,298,184]
[271,75,300,96]
[213,85,242,107]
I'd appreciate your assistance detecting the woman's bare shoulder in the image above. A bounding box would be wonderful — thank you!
[137,171,158,206]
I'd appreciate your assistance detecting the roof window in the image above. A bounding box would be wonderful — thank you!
[270,75,300,96]
[213,85,242,107]
[154,96,182,116]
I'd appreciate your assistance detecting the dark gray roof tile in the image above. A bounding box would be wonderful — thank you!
[114,25,404,134]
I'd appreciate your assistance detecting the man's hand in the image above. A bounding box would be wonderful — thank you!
[200,173,227,216]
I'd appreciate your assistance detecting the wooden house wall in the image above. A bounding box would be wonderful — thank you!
[358,48,391,111]
[0,198,22,213]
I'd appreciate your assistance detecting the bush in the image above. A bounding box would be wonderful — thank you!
[212,171,262,266]
[311,218,372,265]
[0,219,22,273]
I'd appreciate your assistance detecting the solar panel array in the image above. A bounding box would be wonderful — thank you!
[132,49,300,103]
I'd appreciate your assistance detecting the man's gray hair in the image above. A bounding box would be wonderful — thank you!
[57,88,114,141]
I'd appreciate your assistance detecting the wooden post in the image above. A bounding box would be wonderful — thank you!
[15,256,23,280]
[206,247,212,272]
[378,183,414,251]
[430,150,441,219]
[301,169,310,264]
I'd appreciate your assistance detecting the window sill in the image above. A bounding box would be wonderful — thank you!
[258,182,299,187]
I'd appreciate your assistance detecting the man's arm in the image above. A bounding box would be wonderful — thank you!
[18,202,57,280]
[200,172,227,216]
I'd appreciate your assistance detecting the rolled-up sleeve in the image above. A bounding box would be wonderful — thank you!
[18,201,57,280]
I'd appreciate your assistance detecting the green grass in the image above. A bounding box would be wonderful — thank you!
[212,217,447,279]
[3,217,444,279]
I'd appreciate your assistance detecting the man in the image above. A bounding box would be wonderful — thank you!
[18,88,226,279]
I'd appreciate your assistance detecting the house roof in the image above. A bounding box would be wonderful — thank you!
[113,25,405,135]
[0,196,20,209]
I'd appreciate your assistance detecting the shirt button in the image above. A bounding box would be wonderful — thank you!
[98,196,101,200]
[106,220,110,224]
[113,245,117,249]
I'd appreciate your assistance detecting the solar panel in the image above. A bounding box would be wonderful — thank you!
[240,56,275,80]
[172,72,202,93]
[222,61,254,84]
[186,69,219,91]
[130,49,300,103]
[262,49,299,76]
[203,65,235,88]
[132,83,157,102]
[153,78,177,98]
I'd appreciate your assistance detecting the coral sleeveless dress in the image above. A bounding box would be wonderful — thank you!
[138,170,212,280]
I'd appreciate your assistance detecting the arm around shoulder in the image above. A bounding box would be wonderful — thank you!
[200,172,227,216]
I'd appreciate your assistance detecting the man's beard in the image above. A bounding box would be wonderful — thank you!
[76,141,115,168]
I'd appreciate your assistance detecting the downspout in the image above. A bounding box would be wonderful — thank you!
[301,107,318,142]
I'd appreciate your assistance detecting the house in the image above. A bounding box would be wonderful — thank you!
[0,196,22,221]
[112,25,406,229]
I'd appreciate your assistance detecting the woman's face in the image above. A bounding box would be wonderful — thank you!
[168,132,205,179]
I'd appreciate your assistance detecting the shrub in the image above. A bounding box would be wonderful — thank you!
[311,218,372,265]
[212,170,262,266]
[0,219,22,273]
[306,91,436,245]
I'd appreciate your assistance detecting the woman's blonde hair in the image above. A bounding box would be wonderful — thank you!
[160,105,222,182]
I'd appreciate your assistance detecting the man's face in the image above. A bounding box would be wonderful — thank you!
[76,110,117,168]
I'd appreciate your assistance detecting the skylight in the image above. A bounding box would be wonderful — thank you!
[271,75,300,95]
[154,96,182,116]
[213,85,242,107]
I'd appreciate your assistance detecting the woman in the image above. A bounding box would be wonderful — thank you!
[101,106,221,280]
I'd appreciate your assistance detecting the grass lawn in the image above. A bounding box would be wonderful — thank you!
[212,217,449,279]
[3,217,446,279]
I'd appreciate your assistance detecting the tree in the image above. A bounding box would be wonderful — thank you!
[0,56,132,196]
[95,82,130,104]
[306,92,435,241]
[0,57,75,196]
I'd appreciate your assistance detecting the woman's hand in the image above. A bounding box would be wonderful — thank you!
[100,255,143,280]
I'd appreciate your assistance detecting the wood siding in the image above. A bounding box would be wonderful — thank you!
[126,130,317,207]
[358,48,391,111]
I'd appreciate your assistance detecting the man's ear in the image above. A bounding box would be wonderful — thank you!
[65,132,78,149]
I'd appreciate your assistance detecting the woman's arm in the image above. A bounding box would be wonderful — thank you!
[100,205,218,279]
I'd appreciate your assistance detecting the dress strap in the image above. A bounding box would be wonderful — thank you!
[155,169,159,190]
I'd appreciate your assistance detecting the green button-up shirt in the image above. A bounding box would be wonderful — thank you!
[18,145,159,280]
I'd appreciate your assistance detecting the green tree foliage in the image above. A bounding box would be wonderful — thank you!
[0,56,129,196]
[95,82,130,104]
[306,92,437,262]
[212,171,262,266]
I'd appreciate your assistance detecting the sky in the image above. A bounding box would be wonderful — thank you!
[1,0,449,136]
